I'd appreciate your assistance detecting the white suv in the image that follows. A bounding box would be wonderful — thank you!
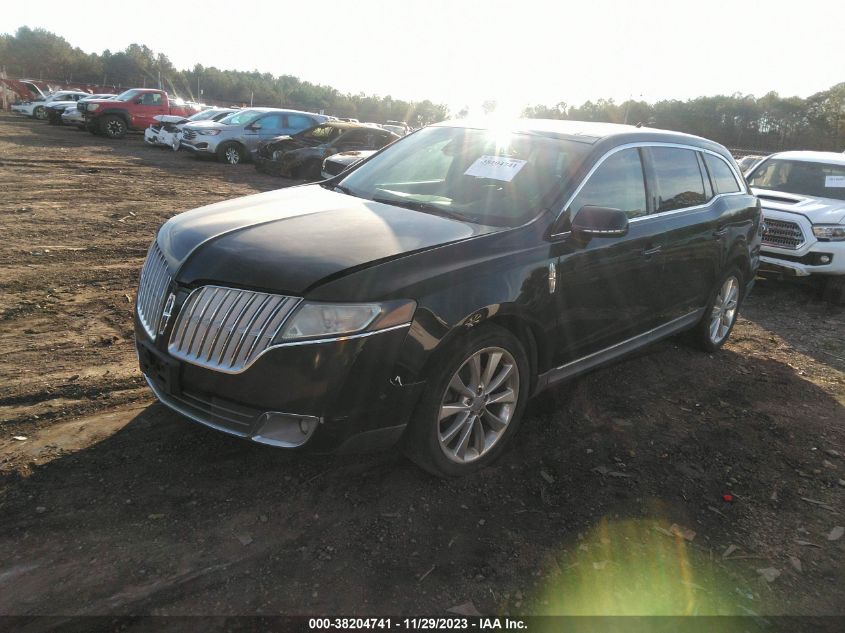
[747,151,845,303]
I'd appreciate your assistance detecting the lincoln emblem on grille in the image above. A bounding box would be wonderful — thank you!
[158,292,176,336]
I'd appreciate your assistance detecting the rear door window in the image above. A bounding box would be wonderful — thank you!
[571,148,647,219]
[703,153,742,194]
[649,147,707,212]
[287,114,316,131]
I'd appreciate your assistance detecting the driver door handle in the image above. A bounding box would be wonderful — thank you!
[641,245,662,257]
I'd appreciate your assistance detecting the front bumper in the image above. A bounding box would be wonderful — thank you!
[761,209,845,277]
[180,135,220,154]
[136,316,424,454]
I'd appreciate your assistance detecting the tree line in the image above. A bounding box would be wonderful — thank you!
[2,26,843,151]
[523,84,845,153]
[0,27,449,125]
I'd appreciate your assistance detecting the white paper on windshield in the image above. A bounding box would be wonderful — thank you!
[464,155,527,182]
[825,175,845,188]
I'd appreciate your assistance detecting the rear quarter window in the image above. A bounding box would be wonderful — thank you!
[703,153,742,194]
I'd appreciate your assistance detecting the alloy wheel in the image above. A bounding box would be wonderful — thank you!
[438,346,520,464]
[709,276,739,344]
[224,147,241,164]
[106,120,124,137]
[34,107,46,120]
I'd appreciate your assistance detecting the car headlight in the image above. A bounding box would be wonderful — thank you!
[198,129,221,136]
[274,300,416,342]
[812,225,845,241]
[86,103,100,112]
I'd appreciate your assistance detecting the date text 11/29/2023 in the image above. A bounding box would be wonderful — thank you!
[308,618,528,630]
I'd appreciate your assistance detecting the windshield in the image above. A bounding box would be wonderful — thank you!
[114,89,144,102]
[337,126,590,227]
[748,159,845,201]
[218,109,261,126]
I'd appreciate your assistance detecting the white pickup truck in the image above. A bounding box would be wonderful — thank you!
[747,151,845,303]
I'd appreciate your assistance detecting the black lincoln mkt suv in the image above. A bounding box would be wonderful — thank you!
[135,119,761,477]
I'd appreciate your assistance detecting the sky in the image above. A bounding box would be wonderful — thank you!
[2,0,844,115]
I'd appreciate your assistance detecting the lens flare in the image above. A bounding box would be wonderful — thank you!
[535,518,757,616]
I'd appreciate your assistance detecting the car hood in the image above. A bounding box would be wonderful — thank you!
[262,135,320,155]
[183,120,231,131]
[154,114,190,124]
[752,188,845,224]
[158,185,500,296]
[328,150,376,166]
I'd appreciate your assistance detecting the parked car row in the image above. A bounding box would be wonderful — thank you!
[11,89,97,119]
[13,85,408,179]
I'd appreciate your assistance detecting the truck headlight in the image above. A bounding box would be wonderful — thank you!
[86,103,100,112]
[275,300,416,342]
[812,225,845,241]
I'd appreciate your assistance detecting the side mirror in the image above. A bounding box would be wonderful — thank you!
[570,206,629,238]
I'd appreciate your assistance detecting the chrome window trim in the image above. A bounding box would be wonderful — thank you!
[552,141,747,235]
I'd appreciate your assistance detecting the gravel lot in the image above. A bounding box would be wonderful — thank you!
[0,113,843,620]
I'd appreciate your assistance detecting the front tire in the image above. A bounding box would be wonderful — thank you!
[99,115,127,139]
[404,325,529,477]
[217,142,245,165]
[33,106,47,120]
[692,266,743,352]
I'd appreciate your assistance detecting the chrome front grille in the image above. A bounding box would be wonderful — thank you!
[136,242,172,340]
[168,286,300,373]
[182,128,197,140]
[762,218,804,250]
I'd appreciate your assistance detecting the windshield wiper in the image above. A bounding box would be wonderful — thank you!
[371,196,475,223]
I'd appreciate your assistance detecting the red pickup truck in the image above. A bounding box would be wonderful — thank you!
[81,88,202,139]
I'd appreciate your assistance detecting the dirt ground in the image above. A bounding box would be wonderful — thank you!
[0,113,843,621]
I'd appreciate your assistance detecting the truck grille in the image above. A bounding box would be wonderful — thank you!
[322,159,346,177]
[168,286,300,373]
[136,242,173,340]
[762,218,804,250]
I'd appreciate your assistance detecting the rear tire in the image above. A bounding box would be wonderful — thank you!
[691,266,744,352]
[99,115,127,139]
[822,276,845,306]
[217,142,245,165]
[404,324,530,478]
